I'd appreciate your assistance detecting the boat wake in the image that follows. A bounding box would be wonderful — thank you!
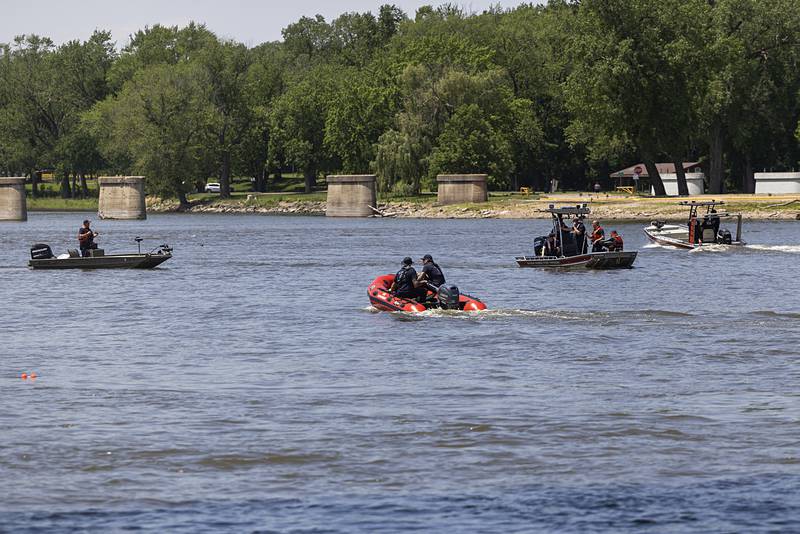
[366,307,695,322]
[750,310,800,319]
[745,244,800,254]
[688,244,731,253]
[364,306,588,320]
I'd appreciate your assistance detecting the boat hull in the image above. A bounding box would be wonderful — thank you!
[643,226,744,249]
[29,253,172,270]
[515,251,637,269]
[367,274,487,312]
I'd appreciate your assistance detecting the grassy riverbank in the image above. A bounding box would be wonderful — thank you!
[26,190,800,220]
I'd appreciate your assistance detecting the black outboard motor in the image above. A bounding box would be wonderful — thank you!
[437,285,461,310]
[30,244,53,260]
[717,229,732,244]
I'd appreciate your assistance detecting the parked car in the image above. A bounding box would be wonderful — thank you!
[204,182,221,193]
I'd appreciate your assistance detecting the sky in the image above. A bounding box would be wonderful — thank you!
[0,0,532,48]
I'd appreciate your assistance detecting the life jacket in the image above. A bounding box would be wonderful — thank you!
[591,226,604,241]
[688,216,698,244]
[611,234,623,250]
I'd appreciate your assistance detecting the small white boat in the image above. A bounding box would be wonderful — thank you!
[643,200,744,249]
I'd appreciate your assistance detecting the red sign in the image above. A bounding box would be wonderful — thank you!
[634,165,644,175]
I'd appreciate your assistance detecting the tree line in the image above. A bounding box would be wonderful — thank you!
[1,0,799,204]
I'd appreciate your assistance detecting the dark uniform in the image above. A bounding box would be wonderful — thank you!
[572,220,586,254]
[78,226,97,257]
[394,265,421,299]
[422,262,445,288]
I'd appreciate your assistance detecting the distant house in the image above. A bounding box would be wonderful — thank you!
[610,162,705,195]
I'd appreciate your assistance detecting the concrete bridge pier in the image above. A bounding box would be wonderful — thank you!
[98,176,146,219]
[436,174,488,205]
[0,177,27,221]
[326,175,377,217]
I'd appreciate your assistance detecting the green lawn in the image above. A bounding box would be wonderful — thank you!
[28,197,99,211]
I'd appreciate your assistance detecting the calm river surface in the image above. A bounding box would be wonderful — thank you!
[2,213,799,532]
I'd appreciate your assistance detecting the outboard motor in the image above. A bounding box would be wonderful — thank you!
[437,285,461,310]
[717,229,732,245]
[30,244,53,260]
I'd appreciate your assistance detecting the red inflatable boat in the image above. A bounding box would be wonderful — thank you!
[368,274,487,312]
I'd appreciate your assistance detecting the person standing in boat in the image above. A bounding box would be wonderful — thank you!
[78,219,99,257]
[590,220,605,252]
[390,257,426,301]
[572,217,587,254]
[417,254,445,291]
[702,208,721,242]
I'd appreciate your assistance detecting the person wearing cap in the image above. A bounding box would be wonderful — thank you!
[390,257,426,300]
[417,254,445,290]
[78,219,99,257]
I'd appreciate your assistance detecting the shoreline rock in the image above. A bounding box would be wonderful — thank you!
[142,196,800,221]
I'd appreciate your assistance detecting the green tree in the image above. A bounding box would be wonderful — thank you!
[95,63,214,206]
[324,64,397,173]
[0,35,60,196]
[108,23,217,90]
[269,66,338,193]
[429,104,514,189]
[198,40,253,198]
[564,0,707,196]
[236,42,288,192]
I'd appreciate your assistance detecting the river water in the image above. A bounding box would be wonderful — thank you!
[1,213,799,532]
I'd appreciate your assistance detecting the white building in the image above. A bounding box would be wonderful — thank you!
[650,173,705,196]
[754,172,800,194]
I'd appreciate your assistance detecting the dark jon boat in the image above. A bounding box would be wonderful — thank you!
[643,200,744,249]
[28,239,172,270]
[515,204,637,269]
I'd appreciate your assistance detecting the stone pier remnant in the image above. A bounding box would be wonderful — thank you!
[98,176,146,219]
[436,174,488,205]
[326,175,377,217]
[0,177,27,221]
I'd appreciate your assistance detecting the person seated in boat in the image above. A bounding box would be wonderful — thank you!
[542,232,559,256]
[590,220,605,252]
[572,217,587,254]
[390,257,427,301]
[603,230,624,251]
[78,219,99,257]
[417,254,445,291]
